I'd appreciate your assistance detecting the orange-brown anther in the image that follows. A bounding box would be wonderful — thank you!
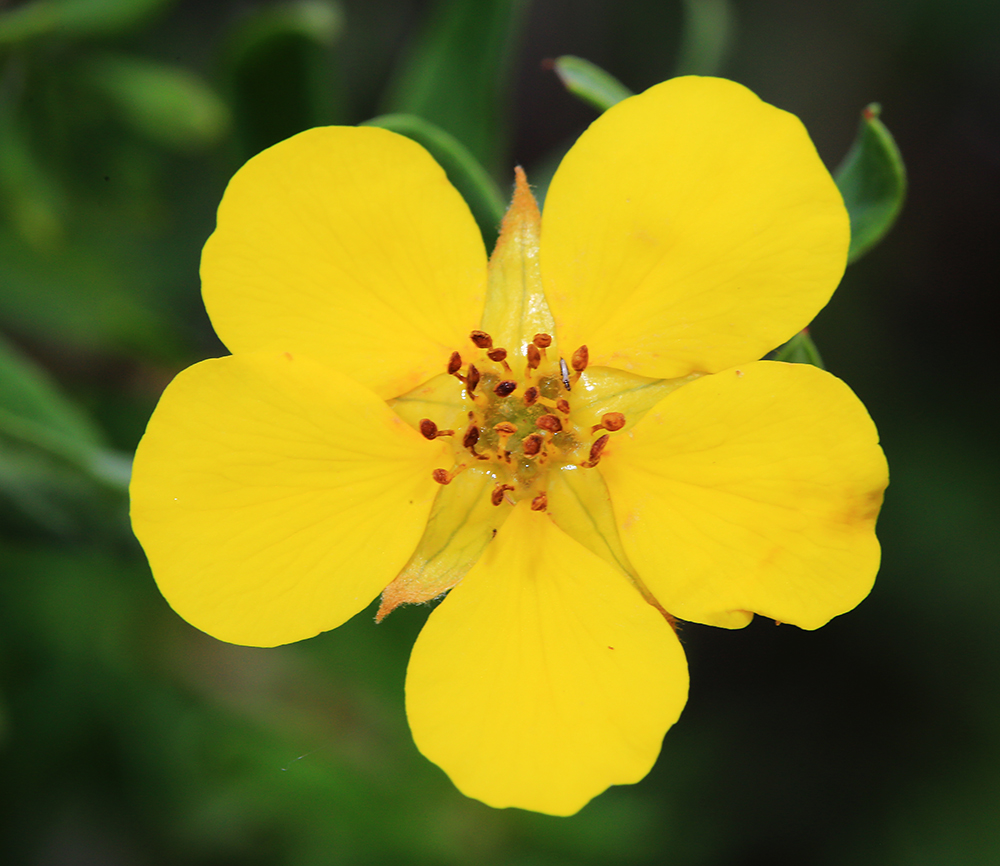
[466,364,480,393]
[523,386,539,406]
[432,468,453,484]
[556,399,571,415]
[494,421,517,437]
[487,347,507,363]
[470,330,493,349]
[533,333,552,349]
[582,433,610,467]
[571,344,589,373]
[419,419,438,440]
[494,380,517,397]
[462,423,480,450]
[447,351,462,375]
[536,414,563,433]
[530,492,548,512]
[526,343,541,369]
[591,411,626,433]
[522,432,544,456]
[491,484,515,506]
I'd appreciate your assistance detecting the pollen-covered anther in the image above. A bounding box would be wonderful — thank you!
[470,330,493,349]
[523,386,539,406]
[571,344,589,373]
[447,351,463,376]
[536,414,563,434]
[419,418,454,440]
[556,399,571,415]
[466,364,481,394]
[526,343,541,371]
[487,347,512,372]
[581,433,609,468]
[494,379,517,398]
[591,412,625,434]
[490,483,515,506]
[533,333,552,349]
[522,432,544,457]
[530,491,548,512]
[432,468,453,484]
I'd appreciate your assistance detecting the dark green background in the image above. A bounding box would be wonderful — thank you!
[1,0,997,863]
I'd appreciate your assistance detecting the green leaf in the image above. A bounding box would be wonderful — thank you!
[835,104,906,263]
[380,0,529,175]
[84,54,230,151]
[364,113,506,248]
[0,0,171,43]
[221,0,344,157]
[769,330,825,369]
[549,56,633,113]
[675,0,736,76]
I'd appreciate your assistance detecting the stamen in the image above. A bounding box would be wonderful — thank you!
[522,432,544,456]
[494,421,517,460]
[466,364,481,393]
[487,347,512,372]
[523,386,539,406]
[591,412,625,434]
[571,345,589,373]
[581,434,609,468]
[447,351,462,375]
[526,343,541,370]
[494,380,517,398]
[419,419,454,440]
[491,484,515,506]
[470,330,493,349]
[536,414,563,434]
[530,491,548,512]
[556,399,571,415]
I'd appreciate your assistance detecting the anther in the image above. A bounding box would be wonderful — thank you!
[533,333,552,349]
[581,434,609,467]
[466,364,481,393]
[556,399,571,415]
[526,343,541,370]
[536,414,563,434]
[522,432,544,456]
[487,347,511,372]
[591,412,625,434]
[494,379,517,398]
[462,423,481,450]
[432,468,453,484]
[447,351,462,375]
[571,345,589,373]
[491,484,515,506]
[470,330,493,349]
[419,419,454,440]
[530,491,548,512]
[523,386,539,406]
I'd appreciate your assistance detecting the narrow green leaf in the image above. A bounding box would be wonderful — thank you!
[380,0,528,175]
[221,0,344,156]
[84,54,230,151]
[0,334,129,491]
[769,330,825,369]
[675,0,736,77]
[835,104,906,263]
[365,113,506,248]
[549,56,633,113]
[0,0,170,44]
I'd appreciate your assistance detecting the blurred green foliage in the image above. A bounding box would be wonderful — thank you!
[1,0,998,864]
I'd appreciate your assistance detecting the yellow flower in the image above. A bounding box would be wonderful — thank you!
[130,77,887,816]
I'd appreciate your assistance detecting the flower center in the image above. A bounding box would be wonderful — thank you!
[421,330,626,511]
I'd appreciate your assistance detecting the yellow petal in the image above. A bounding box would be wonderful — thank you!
[406,501,688,816]
[541,76,849,379]
[601,361,888,630]
[130,352,443,647]
[480,167,557,360]
[201,126,487,400]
